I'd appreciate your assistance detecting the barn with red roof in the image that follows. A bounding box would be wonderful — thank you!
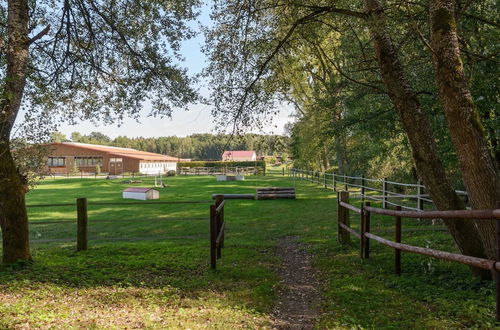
[221,150,257,161]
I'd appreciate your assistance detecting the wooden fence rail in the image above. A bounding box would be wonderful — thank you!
[24,199,217,266]
[336,191,500,321]
[290,168,468,212]
[178,166,264,176]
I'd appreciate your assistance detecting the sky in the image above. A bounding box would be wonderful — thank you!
[39,1,294,139]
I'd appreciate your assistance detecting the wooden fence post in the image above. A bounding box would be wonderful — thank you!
[360,206,365,259]
[338,191,350,244]
[221,200,225,249]
[382,178,388,208]
[333,173,336,192]
[210,204,217,269]
[417,180,424,223]
[395,206,402,275]
[336,192,341,241]
[496,201,500,321]
[362,202,371,259]
[324,172,327,188]
[215,195,224,258]
[344,175,348,191]
[417,181,424,210]
[361,174,365,203]
[77,198,88,251]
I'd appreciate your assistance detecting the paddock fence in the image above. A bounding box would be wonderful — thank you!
[45,172,171,180]
[0,198,231,268]
[266,168,287,176]
[289,168,468,212]
[336,191,500,321]
[178,166,264,176]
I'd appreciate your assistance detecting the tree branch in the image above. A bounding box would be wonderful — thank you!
[231,8,330,131]
[27,25,50,45]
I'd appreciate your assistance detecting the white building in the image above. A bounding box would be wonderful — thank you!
[122,188,160,200]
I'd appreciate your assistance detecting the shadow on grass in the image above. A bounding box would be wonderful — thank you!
[0,239,278,314]
[313,239,497,329]
[3,175,494,328]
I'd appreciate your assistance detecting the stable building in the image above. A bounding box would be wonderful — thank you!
[221,150,257,161]
[44,142,182,175]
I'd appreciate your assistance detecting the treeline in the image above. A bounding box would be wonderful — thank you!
[51,131,290,161]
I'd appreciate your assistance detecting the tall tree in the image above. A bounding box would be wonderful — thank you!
[205,0,498,276]
[363,0,487,275]
[0,0,200,263]
[429,0,500,258]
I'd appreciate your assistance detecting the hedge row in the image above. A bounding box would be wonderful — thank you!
[177,161,266,169]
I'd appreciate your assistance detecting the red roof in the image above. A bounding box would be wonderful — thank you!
[222,150,256,158]
[52,142,180,162]
[123,188,156,193]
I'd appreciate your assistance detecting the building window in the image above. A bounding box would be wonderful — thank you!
[109,158,123,163]
[75,157,103,166]
[48,157,65,167]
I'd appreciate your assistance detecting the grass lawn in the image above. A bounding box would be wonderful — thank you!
[0,174,496,329]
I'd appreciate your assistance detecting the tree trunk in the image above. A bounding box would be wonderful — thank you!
[363,0,489,278]
[334,134,348,173]
[0,0,31,263]
[0,148,31,263]
[429,0,500,259]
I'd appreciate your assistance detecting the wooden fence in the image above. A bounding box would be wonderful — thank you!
[210,195,226,269]
[336,191,500,321]
[178,166,263,176]
[290,168,468,211]
[266,168,286,176]
[22,199,227,268]
[47,172,167,180]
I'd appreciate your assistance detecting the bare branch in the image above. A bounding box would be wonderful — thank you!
[27,25,50,45]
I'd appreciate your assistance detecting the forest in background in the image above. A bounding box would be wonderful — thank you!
[50,131,291,161]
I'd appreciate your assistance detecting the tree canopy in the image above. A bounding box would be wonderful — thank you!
[204,0,499,272]
[205,0,498,185]
[0,0,202,263]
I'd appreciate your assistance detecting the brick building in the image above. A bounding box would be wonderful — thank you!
[44,142,182,175]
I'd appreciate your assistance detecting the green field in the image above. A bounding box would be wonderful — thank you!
[0,174,496,328]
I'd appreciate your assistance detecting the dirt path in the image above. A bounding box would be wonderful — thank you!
[272,236,321,329]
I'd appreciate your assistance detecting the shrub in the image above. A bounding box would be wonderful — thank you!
[177,160,266,169]
[166,170,176,177]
